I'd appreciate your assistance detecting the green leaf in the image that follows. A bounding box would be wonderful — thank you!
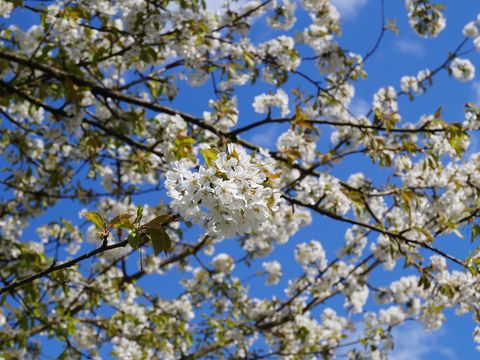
[267,194,277,210]
[108,213,134,229]
[418,275,431,290]
[147,227,172,256]
[434,106,443,119]
[469,264,478,277]
[386,18,399,35]
[62,219,74,233]
[472,224,480,242]
[128,230,142,249]
[83,211,105,229]
[439,283,455,299]
[56,269,70,284]
[142,214,176,230]
[200,148,218,167]
[413,225,433,242]
[134,205,143,224]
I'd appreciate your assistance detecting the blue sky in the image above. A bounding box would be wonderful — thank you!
[5,0,480,358]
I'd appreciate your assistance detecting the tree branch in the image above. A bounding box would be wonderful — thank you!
[0,238,128,295]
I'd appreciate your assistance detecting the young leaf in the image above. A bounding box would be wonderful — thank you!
[472,224,480,242]
[128,230,142,249]
[62,219,74,233]
[82,211,105,229]
[386,18,399,34]
[147,227,172,256]
[108,213,134,229]
[200,148,218,167]
[134,205,143,224]
[142,214,176,230]
[418,275,431,290]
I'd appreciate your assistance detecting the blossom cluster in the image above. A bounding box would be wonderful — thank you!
[276,128,317,164]
[405,0,446,38]
[0,1,13,18]
[242,200,311,257]
[463,16,480,52]
[203,96,239,132]
[252,89,290,117]
[400,68,431,95]
[165,144,281,238]
[372,86,401,123]
[296,174,351,215]
[267,0,297,30]
[450,58,476,82]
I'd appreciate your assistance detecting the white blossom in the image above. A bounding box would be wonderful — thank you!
[165,144,280,238]
[252,89,290,117]
[262,261,282,285]
[212,253,235,273]
[450,58,475,82]
[463,21,479,38]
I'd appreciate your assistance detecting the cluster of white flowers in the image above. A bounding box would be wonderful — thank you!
[165,144,281,238]
[347,172,366,188]
[276,128,317,164]
[258,36,300,83]
[321,75,356,118]
[371,234,399,270]
[8,100,45,125]
[464,105,480,130]
[463,19,480,38]
[400,68,431,95]
[405,0,446,38]
[97,145,161,192]
[463,16,480,52]
[372,87,400,122]
[379,305,405,326]
[252,89,290,117]
[450,58,476,82]
[105,291,194,360]
[149,113,192,162]
[37,222,83,255]
[238,0,269,18]
[366,253,480,338]
[203,97,239,132]
[398,156,443,188]
[262,260,282,285]
[243,200,311,257]
[0,215,25,241]
[299,0,340,70]
[344,280,369,314]
[258,306,350,357]
[315,43,343,75]
[338,227,368,262]
[474,327,480,351]
[267,0,297,30]
[212,253,235,274]
[295,240,327,271]
[0,0,13,18]
[330,114,371,146]
[317,308,350,348]
[297,174,351,215]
